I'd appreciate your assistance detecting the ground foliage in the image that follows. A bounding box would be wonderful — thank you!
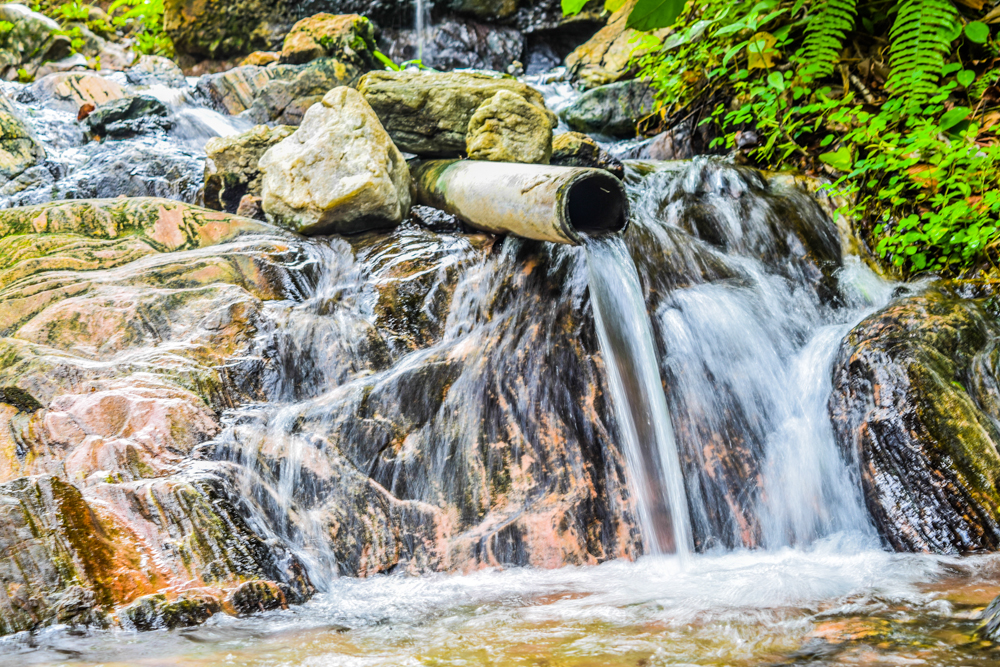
[627,0,1000,276]
[36,0,172,60]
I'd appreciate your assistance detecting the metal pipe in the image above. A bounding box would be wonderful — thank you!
[410,160,629,245]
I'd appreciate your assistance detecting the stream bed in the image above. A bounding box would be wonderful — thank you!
[5,540,1000,666]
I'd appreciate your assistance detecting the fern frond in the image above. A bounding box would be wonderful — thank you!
[800,0,858,79]
[886,0,959,102]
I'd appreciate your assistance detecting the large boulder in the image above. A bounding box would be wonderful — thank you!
[560,79,655,138]
[0,93,45,187]
[830,289,1000,553]
[260,87,411,235]
[0,198,317,633]
[196,56,367,125]
[204,124,296,214]
[125,55,188,88]
[279,13,376,66]
[466,89,553,164]
[358,70,555,156]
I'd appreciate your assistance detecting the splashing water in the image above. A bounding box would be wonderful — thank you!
[585,236,692,558]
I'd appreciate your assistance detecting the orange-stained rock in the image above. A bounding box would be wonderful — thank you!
[279,14,376,67]
[565,0,670,88]
[29,72,125,113]
[240,50,280,67]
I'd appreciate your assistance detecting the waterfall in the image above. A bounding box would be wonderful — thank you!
[585,236,692,558]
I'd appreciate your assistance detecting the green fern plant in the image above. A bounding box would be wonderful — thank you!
[797,0,960,101]
[885,0,960,100]
[799,0,857,80]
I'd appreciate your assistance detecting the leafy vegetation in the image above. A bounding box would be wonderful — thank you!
[610,0,1000,276]
[36,0,172,59]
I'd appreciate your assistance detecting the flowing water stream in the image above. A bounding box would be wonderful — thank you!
[5,68,1000,664]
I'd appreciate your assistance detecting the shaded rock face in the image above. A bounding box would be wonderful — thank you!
[204,124,296,214]
[196,56,367,126]
[164,0,287,60]
[358,70,555,156]
[561,79,655,138]
[830,289,1000,554]
[379,20,525,72]
[466,89,553,164]
[260,87,411,235]
[0,4,72,81]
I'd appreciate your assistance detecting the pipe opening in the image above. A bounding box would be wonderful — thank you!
[565,172,629,238]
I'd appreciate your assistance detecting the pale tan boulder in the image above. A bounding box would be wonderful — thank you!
[465,90,553,164]
[260,86,411,236]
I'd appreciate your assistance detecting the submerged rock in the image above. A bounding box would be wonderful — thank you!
[358,69,555,156]
[260,87,411,235]
[466,89,553,164]
[830,289,1000,554]
[120,592,222,631]
[551,131,624,178]
[561,79,655,138]
[279,13,376,67]
[203,124,296,214]
[81,95,173,139]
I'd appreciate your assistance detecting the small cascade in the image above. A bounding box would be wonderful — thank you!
[415,0,432,62]
[585,236,692,557]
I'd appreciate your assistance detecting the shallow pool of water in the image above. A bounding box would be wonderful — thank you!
[6,534,1000,666]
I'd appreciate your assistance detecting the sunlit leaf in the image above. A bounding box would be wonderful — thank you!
[561,0,590,17]
[605,0,628,12]
[965,21,991,44]
[626,0,686,31]
[819,147,853,171]
[939,106,971,130]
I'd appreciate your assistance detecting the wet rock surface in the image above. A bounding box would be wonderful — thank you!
[379,20,525,72]
[81,95,173,139]
[830,289,1000,553]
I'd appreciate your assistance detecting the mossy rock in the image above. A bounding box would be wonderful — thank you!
[120,592,222,630]
[831,288,1000,553]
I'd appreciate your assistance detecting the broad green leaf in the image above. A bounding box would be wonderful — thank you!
[939,106,971,131]
[626,0,686,31]
[965,21,990,44]
[957,70,976,88]
[561,0,590,17]
[819,147,852,172]
[767,71,784,91]
[605,0,628,12]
